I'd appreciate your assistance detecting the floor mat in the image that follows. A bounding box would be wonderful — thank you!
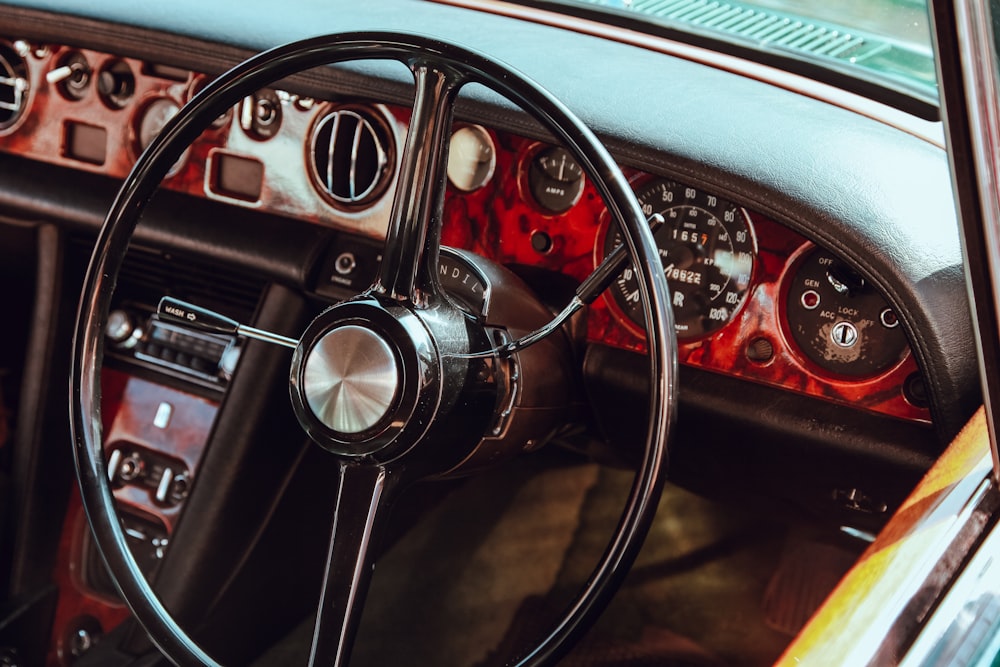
[554,466,792,667]
[254,457,599,667]
[761,538,860,636]
[352,459,600,667]
[254,456,798,666]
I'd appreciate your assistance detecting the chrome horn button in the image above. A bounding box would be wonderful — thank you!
[302,325,400,434]
[290,297,442,460]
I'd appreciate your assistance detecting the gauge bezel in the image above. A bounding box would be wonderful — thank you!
[777,242,912,381]
[519,141,586,215]
[446,123,496,193]
[128,94,189,178]
[598,176,758,343]
[95,58,135,110]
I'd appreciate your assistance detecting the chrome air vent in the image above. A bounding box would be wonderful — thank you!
[0,42,29,131]
[308,105,394,208]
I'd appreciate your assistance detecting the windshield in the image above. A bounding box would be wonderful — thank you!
[523,0,937,113]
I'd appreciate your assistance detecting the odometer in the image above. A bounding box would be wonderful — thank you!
[606,179,756,339]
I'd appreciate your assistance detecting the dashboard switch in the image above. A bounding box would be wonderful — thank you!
[168,473,190,505]
[96,60,134,109]
[240,90,282,140]
[107,448,122,483]
[334,252,357,276]
[106,309,138,346]
[48,51,91,101]
[118,452,144,482]
[153,402,173,429]
[155,466,174,504]
[746,337,774,364]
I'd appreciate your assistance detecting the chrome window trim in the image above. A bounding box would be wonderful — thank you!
[893,0,1000,660]
[942,0,1000,479]
[900,500,1000,667]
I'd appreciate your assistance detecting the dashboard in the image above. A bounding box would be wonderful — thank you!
[0,39,929,424]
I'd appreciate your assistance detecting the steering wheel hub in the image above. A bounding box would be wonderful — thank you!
[302,324,400,434]
[289,297,445,459]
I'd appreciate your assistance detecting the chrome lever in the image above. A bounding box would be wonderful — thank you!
[156,297,299,350]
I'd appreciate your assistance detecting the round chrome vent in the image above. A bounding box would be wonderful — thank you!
[308,105,394,208]
[0,42,29,131]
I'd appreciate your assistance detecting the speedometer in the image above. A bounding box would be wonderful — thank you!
[605,179,757,339]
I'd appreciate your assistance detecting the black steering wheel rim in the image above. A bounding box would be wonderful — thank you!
[70,31,676,666]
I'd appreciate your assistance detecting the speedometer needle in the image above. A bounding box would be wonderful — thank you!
[663,263,674,275]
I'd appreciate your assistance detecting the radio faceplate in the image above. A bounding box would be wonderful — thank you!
[105,306,241,391]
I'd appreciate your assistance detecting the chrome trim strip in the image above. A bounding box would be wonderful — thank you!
[900,493,1000,667]
[350,113,363,201]
[950,0,1000,478]
[866,476,998,665]
[327,110,340,194]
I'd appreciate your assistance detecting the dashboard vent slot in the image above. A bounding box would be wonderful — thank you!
[115,247,266,322]
[308,105,394,208]
[0,42,29,131]
[628,0,882,61]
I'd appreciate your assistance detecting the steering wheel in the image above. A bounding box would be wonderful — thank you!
[71,32,675,667]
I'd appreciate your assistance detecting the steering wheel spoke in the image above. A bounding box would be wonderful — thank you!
[309,462,404,667]
[373,61,465,306]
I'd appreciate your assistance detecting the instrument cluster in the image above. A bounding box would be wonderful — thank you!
[0,38,931,425]
[439,128,928,424]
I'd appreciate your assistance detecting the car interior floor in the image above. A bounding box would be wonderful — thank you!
[255,448,865,667]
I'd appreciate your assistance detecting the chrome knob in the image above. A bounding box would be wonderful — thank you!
[105,309,135,345]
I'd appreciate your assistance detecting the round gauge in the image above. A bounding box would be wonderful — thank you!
[605,179,756,339]
[785,247,908,377]
[137,97,180,150]
[134,97,187,176]
[528,146,584,214]
[447,125,495,192]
